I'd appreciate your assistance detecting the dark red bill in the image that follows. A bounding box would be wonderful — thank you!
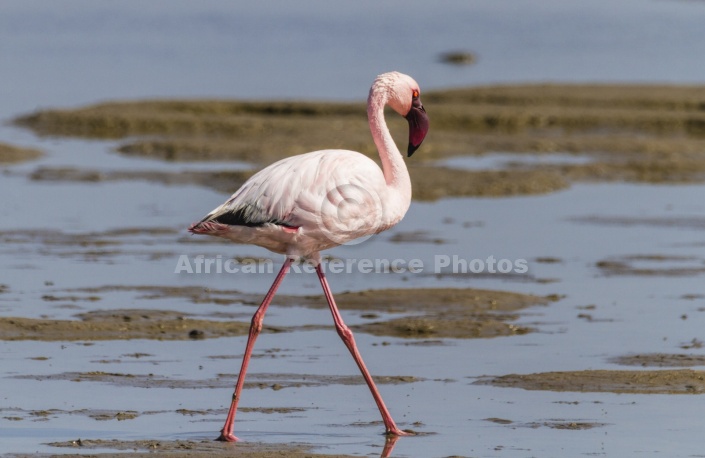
[405,97,429,157]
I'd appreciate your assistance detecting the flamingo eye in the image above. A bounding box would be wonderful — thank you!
[412,90,419,98]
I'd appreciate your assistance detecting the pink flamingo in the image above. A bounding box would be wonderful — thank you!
[188,71,429,442]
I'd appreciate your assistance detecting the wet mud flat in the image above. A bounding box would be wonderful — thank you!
[0,142,42,164]
[14,439,356,458]
[480,368,705,394]
[0,285,552,341]
[12,84,705,198]
[2,84,705,456]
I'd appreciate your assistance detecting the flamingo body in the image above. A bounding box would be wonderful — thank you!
[187,71,429,444]
[191,148,406,258]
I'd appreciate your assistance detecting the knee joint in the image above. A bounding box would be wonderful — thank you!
[336,324,354,341]
[251,315,264,334]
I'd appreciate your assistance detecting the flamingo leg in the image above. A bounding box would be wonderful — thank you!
[217,258,293,442]
[315,265,408,437]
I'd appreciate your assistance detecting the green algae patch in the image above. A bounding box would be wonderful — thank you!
[0,142,43,164]
[14,84,705,197]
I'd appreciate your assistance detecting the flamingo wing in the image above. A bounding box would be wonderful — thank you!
[198,150,386,234]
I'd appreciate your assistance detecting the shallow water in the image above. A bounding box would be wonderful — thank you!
[3,0,705,117]
[437,153,594,171]
[2,167,704,457]
[1,1,705,457]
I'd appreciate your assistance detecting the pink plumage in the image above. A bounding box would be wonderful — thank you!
[188,71,429,444]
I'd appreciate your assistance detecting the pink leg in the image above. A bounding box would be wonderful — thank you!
[217,258,293,442]
[315,265,409,436]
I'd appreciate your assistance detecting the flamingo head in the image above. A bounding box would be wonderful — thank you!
[383,72,430,157]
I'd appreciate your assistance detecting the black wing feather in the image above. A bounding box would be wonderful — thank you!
[206,203,295,228]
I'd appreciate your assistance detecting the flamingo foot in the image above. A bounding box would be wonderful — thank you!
[216,431,240,442]
[386,427,413,437]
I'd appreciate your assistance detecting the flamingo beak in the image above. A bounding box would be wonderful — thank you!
[405,98,429,157]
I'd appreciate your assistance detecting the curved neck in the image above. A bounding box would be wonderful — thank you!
[367,90,411,203]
